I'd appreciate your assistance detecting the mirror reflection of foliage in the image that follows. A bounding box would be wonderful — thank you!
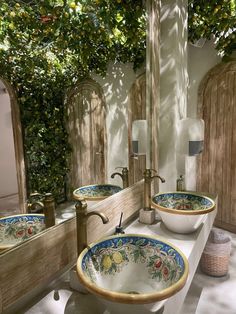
[188,0,236,58]
[0,0,146,201]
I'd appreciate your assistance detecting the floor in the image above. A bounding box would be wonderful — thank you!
[182,228,236,314]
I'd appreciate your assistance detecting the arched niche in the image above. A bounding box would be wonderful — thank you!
[0,78,27,214]
[66,78,107,194]
[197,61,236,232]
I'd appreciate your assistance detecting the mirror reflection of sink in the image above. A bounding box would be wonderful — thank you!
[152,191,215,234]
[73,184,122,201]
[76,234,188,314]
[0,214,45,251]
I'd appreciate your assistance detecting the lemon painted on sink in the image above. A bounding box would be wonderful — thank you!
[76,234,188,313]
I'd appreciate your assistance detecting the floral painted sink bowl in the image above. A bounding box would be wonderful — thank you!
[0,214,45,250]
[73,184,122,201]
[152,192,215,234]
[77,234,188,309]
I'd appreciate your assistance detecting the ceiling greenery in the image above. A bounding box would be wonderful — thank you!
[188,0,236,58]
[0,0,146,201]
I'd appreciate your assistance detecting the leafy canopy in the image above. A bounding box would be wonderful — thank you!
[0,0,146,201]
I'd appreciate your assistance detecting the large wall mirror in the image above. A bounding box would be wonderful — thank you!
[0,0,159,254]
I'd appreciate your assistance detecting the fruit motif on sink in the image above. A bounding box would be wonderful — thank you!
[77,234,188,304]
[73,184,122,200]
[0,214,45,250]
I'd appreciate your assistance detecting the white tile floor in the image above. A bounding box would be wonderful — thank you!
[182,228,236,314]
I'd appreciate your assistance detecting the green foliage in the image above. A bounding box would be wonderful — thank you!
[188,0,236,57]
[0,0,146,201]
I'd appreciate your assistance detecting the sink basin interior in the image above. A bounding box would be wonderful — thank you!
[77,234,188,305]
[152,192,215,234]
[152,192,215,214]
[73,184,122,200]
[0,214,45,250]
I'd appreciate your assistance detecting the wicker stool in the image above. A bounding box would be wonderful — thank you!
[200,228,231,277]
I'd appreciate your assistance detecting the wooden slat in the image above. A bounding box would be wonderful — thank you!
[66,78,107,194]
[197,62,236,232]
[0,181,144,312]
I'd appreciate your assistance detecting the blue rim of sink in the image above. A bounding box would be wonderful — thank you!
[73,184,122,200]
[152,191,215,215]
[77,233,189,304]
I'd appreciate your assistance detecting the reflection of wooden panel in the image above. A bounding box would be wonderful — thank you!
[66,79,107,194]
[128,73,146,185]
[197,62,236,233]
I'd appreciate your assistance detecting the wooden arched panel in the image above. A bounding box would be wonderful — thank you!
[128,72,146,185]
[197,62,236,232]
[66,78,107,193]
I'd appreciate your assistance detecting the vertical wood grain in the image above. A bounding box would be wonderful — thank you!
[197,62,236,232]
[66,79,107,195]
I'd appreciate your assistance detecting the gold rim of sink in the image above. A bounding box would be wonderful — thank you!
[73,184,122,201]
[151,191,215,216]
[76,233,189,304]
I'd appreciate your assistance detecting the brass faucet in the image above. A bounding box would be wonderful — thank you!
[111,167,129,188]
[75,198,109,255]
[27,192,44,213]
[27,192,56,228]
[143,169,165,211]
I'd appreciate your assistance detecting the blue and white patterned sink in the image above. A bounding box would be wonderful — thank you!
[152,192,215,233]
[77,234,188,310]
[0,214,45,250]
[73,184,122,201]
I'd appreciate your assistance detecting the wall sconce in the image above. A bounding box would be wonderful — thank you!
[177,118,205,156]
[132,120,147,155]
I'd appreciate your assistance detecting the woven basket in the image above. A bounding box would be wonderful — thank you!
[200,228,231,277]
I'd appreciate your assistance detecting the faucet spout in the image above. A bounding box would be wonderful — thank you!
[86,211,109,224]
[143,169,165,211]
[76,199,109,255]
[152,175,165,183]
[111,167,129,188]
[111,172,123,179]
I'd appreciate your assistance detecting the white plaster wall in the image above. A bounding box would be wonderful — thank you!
[93,62,144,187]
[0,81,18,197]
[159,0,188,191]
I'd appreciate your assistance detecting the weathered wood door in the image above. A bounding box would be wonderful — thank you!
[66,79,107,192]
[197,62,236,232]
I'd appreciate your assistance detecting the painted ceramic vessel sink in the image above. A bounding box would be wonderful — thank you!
[152,192,215,234]
[0,214,45,250]
[73,184,122,201]
[77,234,188,310]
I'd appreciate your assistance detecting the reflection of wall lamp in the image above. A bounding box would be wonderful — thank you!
[177,118,205,156]
[132,120,147,155]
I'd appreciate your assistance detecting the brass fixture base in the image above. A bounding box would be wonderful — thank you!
[139,208,155,224]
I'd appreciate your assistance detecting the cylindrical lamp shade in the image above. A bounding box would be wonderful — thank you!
[132,120,147,155]
[177,118,205,156]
